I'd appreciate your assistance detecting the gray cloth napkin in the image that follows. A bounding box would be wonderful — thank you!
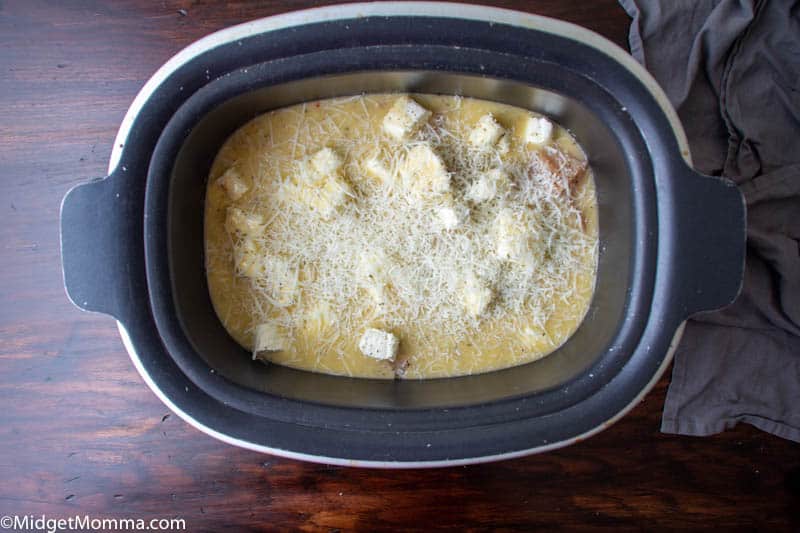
[619,0,800,441]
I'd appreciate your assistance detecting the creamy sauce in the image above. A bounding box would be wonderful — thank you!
[205,94,598,379]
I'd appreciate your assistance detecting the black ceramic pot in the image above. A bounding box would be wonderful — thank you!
[60,3,745,467]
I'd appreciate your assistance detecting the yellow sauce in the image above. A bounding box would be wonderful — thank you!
[205,94,598,379]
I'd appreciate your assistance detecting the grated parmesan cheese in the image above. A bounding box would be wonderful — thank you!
[205,93,598,379]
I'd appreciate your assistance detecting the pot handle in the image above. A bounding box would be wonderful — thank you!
[670,164,746,318]
[60,170,138,322]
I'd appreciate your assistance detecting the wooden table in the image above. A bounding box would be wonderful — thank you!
[1,1,797,530]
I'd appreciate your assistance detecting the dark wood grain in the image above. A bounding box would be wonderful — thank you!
[0,1,797,531]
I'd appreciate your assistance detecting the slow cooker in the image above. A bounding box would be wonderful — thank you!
[60,3,745,467]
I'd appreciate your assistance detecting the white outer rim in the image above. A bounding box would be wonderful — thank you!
[112,2,689,468]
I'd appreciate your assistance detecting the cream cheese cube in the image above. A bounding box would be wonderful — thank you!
[466,175,496,204]
[401,143,451,196]
[358,250,390,305]
[225,206,264,236]
[519,326,550,349]
[253,322,287,355]
[521,114,553,145]
[382,96,432,140]
[494,208,520,260]
[496,134,511,155]
[310,147,344,176]
[232,241,298,306]
[316,177,353,218]
[233,238,265,278]
[358,328,399,361]
[466,168,509,204]
[288,174,353,218]
[290,148,352,217]
[264,256,299,306]
[436,204,468,230]
[493,208,538,269]
[461,273,494,317]
[299,148,344,185]
[468,114,506,148]
[305,301,334,333]
[216,167,249,201]
[363,155,392,183]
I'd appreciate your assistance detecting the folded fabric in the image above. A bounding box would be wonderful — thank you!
[619,0,800,441]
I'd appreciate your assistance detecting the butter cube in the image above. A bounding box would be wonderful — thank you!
[358,328,399,361]
[382,96,431,140]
